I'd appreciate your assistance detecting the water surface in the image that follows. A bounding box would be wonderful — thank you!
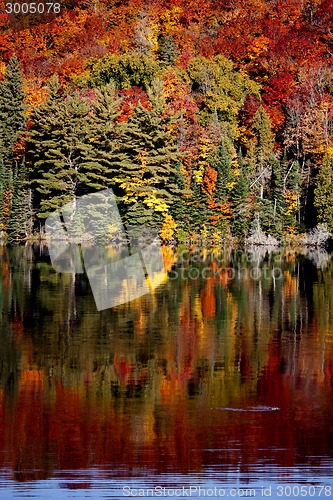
[0,245,332,498]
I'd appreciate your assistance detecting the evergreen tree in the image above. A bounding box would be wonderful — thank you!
[250,105,275,200]
[0,55,28,236]
[212,134,237,233]
[314,152,333,232]
[0,55,25,170]
[28,80,111,218]
[80,83,127,190]
[231,164,250,238]
[284,159,301,232]
[157,35,178,66]
[116,79,182,226]
[168,161,187,226]
[216,137,233,200]
[269,156,285,237]
[248,106,280,235]
[7,160,32,241]
[186,176,207,232]
[252,106,274,170]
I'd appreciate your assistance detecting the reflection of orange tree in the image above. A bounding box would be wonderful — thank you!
[1,248,333,479]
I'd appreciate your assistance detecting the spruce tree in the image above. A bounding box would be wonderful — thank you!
[157,35,178,66]
[216,137,232,200]
[283,160,301,232]
[250,105,275,201]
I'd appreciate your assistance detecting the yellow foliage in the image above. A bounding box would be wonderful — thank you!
[161,245,177,271]
[211,229,222,242]
[23,83,48,113]
[0,61,6,77]
[144,191,168,213]
[115,176,168,215]
[249,36,270,59]
[114,176,151,204]
[159,6,183,33]
[193,164,205,184]
[200,225,210,240]
[284,189,298,216]
[195,136,215,184]
[160,214,177,241]
[106,224,119,241]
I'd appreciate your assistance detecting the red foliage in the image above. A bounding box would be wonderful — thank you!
[117,87,151,121]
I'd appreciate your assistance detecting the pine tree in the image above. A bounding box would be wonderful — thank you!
[157,35,178,66]
[0,55,25,170]
[211,135,237,233]
[283,159,301,232]
[27,80,112,218]
[115,79,182,226]
[250,105,275,200]
[248,106,280,235]
[231,165,250,238]
[216,137,233,200]
[80,83,127,190]
[168,161,187,226]
[0,55,28,237]
[314,151,333,232]
[7,160,33,241]
[268,156,285,237]
[252,106,274,170]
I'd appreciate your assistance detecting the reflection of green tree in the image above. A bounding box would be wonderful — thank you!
[0,247,27,403]
[1,245,333,411]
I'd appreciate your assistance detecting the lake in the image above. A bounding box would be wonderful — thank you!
[0,244,332,499]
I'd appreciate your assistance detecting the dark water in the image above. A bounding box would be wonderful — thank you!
[0,245,333,499]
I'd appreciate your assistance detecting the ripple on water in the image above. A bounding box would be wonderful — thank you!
[212,406,280,412]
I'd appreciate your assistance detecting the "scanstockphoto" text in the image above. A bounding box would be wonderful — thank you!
[168,265,283,281]
[123,485,332,497]
[123,486,259,497]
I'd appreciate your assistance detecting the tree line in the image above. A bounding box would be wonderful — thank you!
[0,54,332,243]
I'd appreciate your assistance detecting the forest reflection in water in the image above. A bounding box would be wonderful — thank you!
[0,244,332,495]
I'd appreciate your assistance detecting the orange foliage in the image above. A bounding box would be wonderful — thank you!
[202,166,218,198]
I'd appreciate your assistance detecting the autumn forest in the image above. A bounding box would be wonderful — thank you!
[0,0,333,243]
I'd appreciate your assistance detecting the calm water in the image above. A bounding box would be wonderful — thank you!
[0,245,333,499]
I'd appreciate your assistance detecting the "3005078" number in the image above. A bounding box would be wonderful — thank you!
[5,3,61,14]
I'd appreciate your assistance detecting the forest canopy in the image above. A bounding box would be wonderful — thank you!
[0,0,332,243]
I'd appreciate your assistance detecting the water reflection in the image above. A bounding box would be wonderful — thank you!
[0,245,332,495]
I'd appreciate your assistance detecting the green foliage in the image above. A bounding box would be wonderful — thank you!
[115,79,183,226]
[86,53,160,90]
[251,106,275,170]
[0,52,329,243]
[0,55,25,169]
[270,153,286,218]
[0,55,29,237]
[80,83,128,189]
[186,55,261,128]
[215,135,236,199]
[7,160,32,242]
[27,79,112,218]
[231,166,251,238]
[314,151,333,232]
[157,35,178,66]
